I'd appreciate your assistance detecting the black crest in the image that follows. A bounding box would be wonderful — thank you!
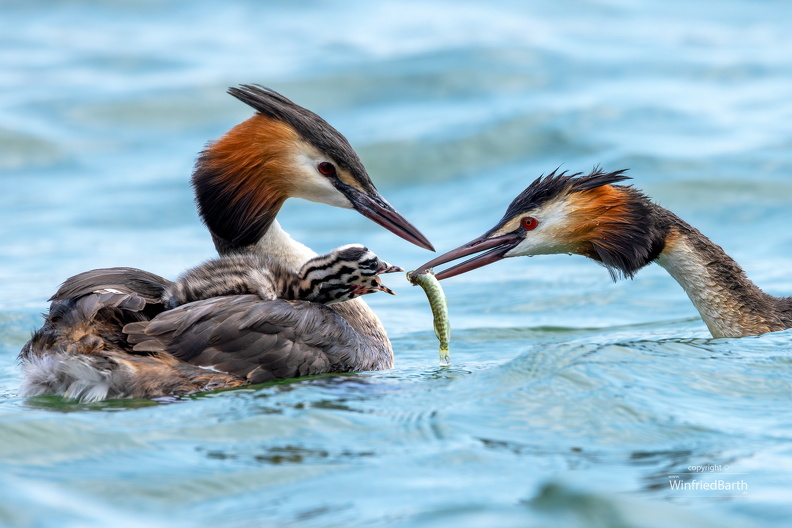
[227,84,371,189]
[501,167,631,220]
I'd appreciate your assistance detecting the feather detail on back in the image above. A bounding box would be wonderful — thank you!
[18,270,245,401]
[162,255,287,308]
[123,296,382,384]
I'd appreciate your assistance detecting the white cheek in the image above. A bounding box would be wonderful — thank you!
[504,197,575,257]
[506,231,556,257]
[291,153,353,209]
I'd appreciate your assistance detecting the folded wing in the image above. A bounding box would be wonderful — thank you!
[124,295,363,384]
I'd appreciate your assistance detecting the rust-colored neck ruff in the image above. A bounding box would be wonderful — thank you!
[567,185,667,279]
[193,115,300,255]
[568,187,791,337]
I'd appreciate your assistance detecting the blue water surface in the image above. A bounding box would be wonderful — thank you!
[1,1,792,527]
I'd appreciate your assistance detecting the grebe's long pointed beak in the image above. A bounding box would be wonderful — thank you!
[344,186,435,251]
[412,233,522,280]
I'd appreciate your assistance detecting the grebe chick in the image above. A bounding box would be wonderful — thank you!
[163,244,403,308]
[416,168,792,338]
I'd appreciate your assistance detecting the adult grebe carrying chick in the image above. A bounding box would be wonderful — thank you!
[19,86,433,401]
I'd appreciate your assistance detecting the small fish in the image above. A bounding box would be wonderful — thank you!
[407,269,450,365]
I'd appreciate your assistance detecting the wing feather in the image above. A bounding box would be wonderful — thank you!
[122,295,369,382]
[50,267,172,303]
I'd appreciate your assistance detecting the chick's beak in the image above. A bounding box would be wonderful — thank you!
[378,261,404,274]
[372,277,397,295]
[413,232,522,280]
[363,260,402,295]
[352,278,397,297]
[343,186,435,251]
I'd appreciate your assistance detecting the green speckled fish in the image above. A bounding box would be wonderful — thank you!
[407,269,450,365]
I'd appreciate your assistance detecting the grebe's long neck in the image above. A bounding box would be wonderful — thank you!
[251,220,317,271]
[653,210,790,338]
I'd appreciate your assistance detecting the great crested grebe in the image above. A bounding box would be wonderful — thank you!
[416,168,792,338]
[19,85,433,402]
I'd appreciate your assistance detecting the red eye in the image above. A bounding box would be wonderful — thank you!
[521,216,538,230]
[317,162,336,176]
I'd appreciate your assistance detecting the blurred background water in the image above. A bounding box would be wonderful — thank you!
[2,0,792,526]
